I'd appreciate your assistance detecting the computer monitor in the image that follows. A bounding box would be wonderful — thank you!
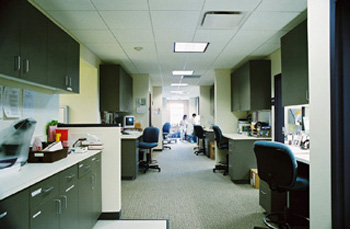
[124,116,135,128]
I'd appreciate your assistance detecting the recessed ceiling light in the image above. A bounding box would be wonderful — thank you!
[172,70,194,75]
[174,42,209,53]
[134,46,143,51]
[171,91,185,94]
[171,83,188,87]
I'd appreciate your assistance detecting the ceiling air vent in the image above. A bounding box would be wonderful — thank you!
[183,75,201,79]
[201,11,243,29]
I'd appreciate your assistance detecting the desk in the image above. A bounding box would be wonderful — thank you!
[223,133,271,184]
[121,133,142,180]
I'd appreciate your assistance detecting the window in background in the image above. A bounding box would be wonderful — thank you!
[170,103,184,125]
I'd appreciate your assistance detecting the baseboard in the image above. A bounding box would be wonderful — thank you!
[153,149,162,152]
[122,176,136,180]
[99,211,122,220]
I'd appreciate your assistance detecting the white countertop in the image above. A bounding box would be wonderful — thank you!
[287,145,310,164]
[0,150,101,200]
[223,133,271,140]
[121,132,143,139]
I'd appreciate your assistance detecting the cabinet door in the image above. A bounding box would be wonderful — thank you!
[92,165,102,223]
[119,67,132,112]
[47,20,67,90]
[238,63,251,111]
[66,35,80,93]
[281,20,308,106]
[20,1,48,84]
[231,72,240,111]
[0,189,29,229]
[0,0,21,78]
[78,173,93,229]
[30,199,60,229]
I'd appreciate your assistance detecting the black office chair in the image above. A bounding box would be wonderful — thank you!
[193,125,206,156]
[139,127,161,173]
[212,125,229,176]
[253,141,309,229]
[162,122,176,150]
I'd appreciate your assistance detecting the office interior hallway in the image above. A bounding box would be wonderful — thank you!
[121,141,266,229]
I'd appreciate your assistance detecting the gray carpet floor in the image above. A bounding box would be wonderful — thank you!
[121,141,266,229]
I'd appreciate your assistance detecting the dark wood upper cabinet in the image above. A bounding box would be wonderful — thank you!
[100,65,133,113]
[231,60,271,112]
[281,20,309,106]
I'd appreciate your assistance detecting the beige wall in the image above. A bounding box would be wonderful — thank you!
[308,0,332,227]
[199,86,214,127]
[60,58,100,123]
[132,74,151,128]
[152,86,163,150]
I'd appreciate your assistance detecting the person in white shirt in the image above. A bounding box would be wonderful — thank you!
[186,113,197,141]
[179,114,188,141]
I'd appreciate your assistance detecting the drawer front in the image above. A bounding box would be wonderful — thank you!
[90,153,101,169]
[30,198,60,229]
[30,175,59,209]
[59,165,78,192]
[78,158,92,179]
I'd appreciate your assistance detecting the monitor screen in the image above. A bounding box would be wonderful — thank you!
[124,116,135,128]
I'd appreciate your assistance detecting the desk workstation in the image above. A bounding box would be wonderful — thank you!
[121,132,143,180]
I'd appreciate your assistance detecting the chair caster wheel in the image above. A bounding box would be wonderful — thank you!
[213,169,216,173]
[158,168,161,172]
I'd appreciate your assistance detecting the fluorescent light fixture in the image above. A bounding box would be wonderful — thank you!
[174,42,209,53]
[171,91,185,94]
[172,70,194,75]
[171,83,188,87]
[201,12,243,29]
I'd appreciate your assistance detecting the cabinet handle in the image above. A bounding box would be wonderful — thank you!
[14,56,21,71]
[24,59,30,73]
[65,76,69,86]
[69,77,72,87]
[65,184,75,193]
[0,212,8,219]
[66,173,76,181]
[32,211,41,219]
[306,90,309,101]
[84,165,91,170]
[61,195,68,210]
[55,199,62,215]
[260,190,267,195]
[42,186,54,194]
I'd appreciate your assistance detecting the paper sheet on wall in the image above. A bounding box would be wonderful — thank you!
[3,87,21,118]
[0,86,3,119]
[23,90,35,118]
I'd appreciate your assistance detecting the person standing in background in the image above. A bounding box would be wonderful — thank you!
[186,113,197,141]
[179,115,188,141]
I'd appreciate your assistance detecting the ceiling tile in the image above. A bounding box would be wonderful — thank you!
[92,0,148,11]
[241,12,299,30]
[48,11,107,30]
[34,0,95,11]
[256,0,307,12]
[154,30,195,43]
[251,43,280,56]
[100,11,152,29]
[203,0,262,12]
[112,30,154,43]
[194,29,237,44]
[88,43,125,60]
[70,30,116,44]
[232,30,277,45]
[149,0,204,11]
[151,11,200,30]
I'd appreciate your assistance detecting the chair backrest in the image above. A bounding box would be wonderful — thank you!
[162,122,171,133]
[143,127,159,143]
[212,125,223,146]
[193,125,205,138]
[253,141,298,191]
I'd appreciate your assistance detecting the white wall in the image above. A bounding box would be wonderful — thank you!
[152,86,163,150]
[0,78,59,140]
[132,74,151,128]
[199,86,214,127]
[308,0,332,227]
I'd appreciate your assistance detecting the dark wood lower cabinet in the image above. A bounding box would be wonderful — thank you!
[0,153,101,229]
[0,189,29,229]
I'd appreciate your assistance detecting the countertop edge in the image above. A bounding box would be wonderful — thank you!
[0,150,102,200]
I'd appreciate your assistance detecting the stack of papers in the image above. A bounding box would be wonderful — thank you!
[81,140,104,150]
[43,141,63,152]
